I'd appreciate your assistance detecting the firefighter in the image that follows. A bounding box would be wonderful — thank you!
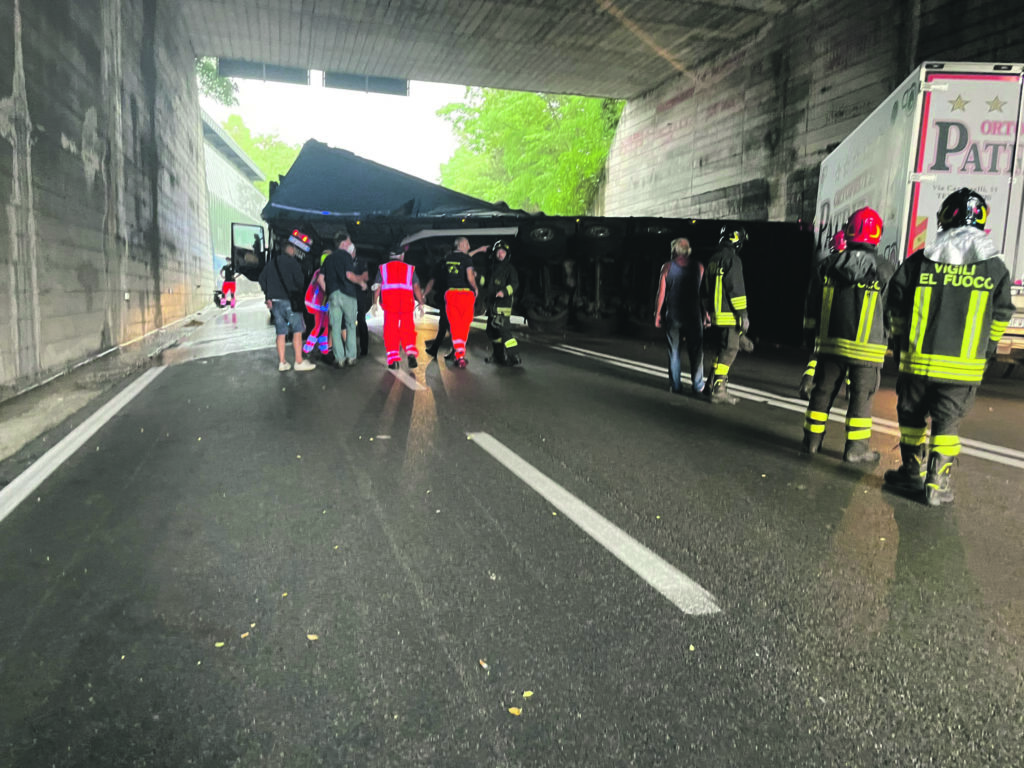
[798,230,847,400]
[884,188,1014,505]
[480,240,522,366]
[702,225,751,404]
[373,245,425,370]
[801,208,893,463]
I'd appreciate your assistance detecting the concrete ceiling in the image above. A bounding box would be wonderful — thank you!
[183,0,797,99]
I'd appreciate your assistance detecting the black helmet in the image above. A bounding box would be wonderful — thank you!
[938,188,989,231]
[492,239,512,259]
[720,225,749,249]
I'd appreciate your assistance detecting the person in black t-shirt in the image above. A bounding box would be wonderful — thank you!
[443,237,486,368]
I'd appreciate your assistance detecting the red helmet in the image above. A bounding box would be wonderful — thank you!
[830,230,847,254]
[844,207,883,245]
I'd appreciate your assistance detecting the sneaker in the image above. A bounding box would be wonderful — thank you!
[407,355,418,369]
[387,361,400,370]
[456,357,468,369]
[294,359,316,372]
[278,361,292,372]
[344,357,358,367]
[444,350,456,362]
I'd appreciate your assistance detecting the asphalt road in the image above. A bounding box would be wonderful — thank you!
[1,302,1022,767]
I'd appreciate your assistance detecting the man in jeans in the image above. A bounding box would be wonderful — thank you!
[258,242,315,372]
[319,230,367,367]
[654,237,705,395]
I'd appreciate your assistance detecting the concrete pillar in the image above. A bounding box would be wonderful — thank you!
[0,0,212,397]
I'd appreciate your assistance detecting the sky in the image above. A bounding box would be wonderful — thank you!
[200,76,468,183]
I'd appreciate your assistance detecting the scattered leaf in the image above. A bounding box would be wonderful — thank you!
[120,655,125,660]
[478,659,489,670]
[281,592,288,598]
[297,454,302,459]
[879,537,886,542]
[523,691,534,698]
[508,707,522,716]
[552,512,557,516]
[240,632,250,639]
[333,545,339,550]
[215,641,225,648]
[197,437,202,442]
[250,623,256,628]
[689,645,695,652]
[307,634,319,641]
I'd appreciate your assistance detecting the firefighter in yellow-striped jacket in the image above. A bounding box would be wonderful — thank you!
[884,188,1014,506]
[802,207,894,464]
[702,225,750,405]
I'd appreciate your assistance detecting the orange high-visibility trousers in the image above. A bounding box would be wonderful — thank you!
[445,289,476,361]
[383,310,417,363]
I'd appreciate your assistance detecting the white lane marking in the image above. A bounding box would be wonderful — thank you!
[553,344,1024,470]
[389,367,427,391]
[467,431,721,616]
[0,366,166,525]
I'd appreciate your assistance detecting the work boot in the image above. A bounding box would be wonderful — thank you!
[505,351,522,367]
[456,357,468,369]
[797,374,814,401]
[709,377,739,405]
[924,453,956,506]
[444,349,455,362]
[801,431,823,455]
[387,361,400,370]
[407,355,418,369]
[883,444,927,494]
[485,342,504,365]
[843,440,880,465]
[424,341,439,358]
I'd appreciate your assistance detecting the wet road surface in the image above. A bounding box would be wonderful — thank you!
[1,300,1022,767]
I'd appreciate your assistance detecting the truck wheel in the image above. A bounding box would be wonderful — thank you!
[526,306,569,334]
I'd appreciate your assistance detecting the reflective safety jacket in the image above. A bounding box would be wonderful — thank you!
[480,260,518,311]
[703,244,747,327]
[803,244,894,366]
[378,260,417,313]
[886,227,1014,384]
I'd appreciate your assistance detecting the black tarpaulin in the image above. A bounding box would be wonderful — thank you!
[261,140,512,225]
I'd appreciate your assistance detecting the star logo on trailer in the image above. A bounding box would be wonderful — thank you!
[986,95,1007,113]
[948,94,969,112]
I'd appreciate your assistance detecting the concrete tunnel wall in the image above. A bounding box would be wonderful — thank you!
[598,0,1024,223]
[0,0,211,398]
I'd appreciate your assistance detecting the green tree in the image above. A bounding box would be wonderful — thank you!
[195,57,238,106]
[438,89,624,215]
[221,115,302,197]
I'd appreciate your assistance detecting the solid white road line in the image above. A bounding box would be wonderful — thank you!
[467,431,722,616]
[553,344,1024,470]
[0,366,167,525]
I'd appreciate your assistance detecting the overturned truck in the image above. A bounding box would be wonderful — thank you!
[231,140,814,346]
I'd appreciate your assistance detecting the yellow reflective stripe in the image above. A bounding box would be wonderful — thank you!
[960,290,988,360]
[711,312,736,325]
[930,434,961,456]
[847,429,871,440]
[909,285,932,353]
[856,291,878,344]
[506,284,514,296]
[820,285,834,339]
[503,338,518,348]
[846,417,872,428]
[815,338,887,363]
[714,363,731,376]
[990,319,1009,341]
[899,351,986,382]
[731,295,748,311]
[900,426,928,445]
[714,274,724,318]
[805,422,827,434]
[804,410,827,432]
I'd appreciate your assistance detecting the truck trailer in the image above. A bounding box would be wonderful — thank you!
[814,61,1024,363]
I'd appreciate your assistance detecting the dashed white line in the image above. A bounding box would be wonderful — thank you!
[467,431,721,616]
